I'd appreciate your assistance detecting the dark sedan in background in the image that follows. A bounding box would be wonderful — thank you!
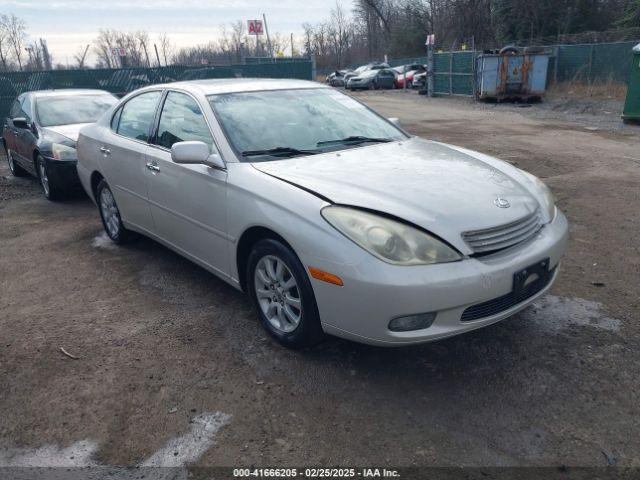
[3,89,117,200]
[346,69,396,90]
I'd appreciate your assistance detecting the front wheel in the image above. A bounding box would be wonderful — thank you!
[97,179,131,244]
[37,155,64,200]
[247,239,324,349]
[6,149,27,177]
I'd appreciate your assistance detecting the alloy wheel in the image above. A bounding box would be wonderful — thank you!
[7,150,15,174]
[100,187,121,239]
[253,255,302,333]
[38,159,49,196]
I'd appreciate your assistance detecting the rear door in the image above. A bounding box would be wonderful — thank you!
[98,90,161,235]
[145,90,229,277]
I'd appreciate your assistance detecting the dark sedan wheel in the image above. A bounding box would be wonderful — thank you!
[247,239,324,349]
[37,155,63,200]
[6,149,27,177]
[97,179,131,244]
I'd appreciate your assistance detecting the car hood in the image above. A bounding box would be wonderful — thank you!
[43,123,93,142]
[251,137,542,254]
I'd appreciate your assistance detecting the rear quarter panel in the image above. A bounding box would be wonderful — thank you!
[76,124,103,202]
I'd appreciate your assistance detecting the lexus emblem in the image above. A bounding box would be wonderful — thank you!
[494,197,510,208]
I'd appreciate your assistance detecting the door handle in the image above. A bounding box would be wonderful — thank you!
[99,147,111,155]
[146,162,160,172]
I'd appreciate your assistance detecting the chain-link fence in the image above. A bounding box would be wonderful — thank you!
[0,60,313,120]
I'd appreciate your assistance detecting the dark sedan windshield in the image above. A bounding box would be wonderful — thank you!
[208,88,406,160]
[37,95,117,127]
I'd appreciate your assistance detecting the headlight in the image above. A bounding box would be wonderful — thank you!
[322,206,462,266]
[51,143,77,160]
[522,171,556,222]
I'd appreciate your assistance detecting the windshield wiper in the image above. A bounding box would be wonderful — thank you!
[316,136,393,147]
[241,147,321,158]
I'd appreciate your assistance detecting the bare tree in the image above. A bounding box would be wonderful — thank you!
[5,14,26,70]
[158,32,173,66]
[0,14,12,70]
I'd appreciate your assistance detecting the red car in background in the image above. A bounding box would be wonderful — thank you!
[393,64,427,89]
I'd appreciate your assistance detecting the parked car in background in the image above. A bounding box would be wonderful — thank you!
[393,64,427,88]
[2,89,118,200]
[326,70,348,87]
[412,70,427,90]
[343,62,391,83]
[77,78,567,349]
[346,69,396,90]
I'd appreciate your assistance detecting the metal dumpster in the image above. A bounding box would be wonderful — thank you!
[622,43,640,123]
[475,49,549,101]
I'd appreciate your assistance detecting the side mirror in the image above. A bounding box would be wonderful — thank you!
[388,117,401,128]
[12,117,29,129]
[171,141,225,169]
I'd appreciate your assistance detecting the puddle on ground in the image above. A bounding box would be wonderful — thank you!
[524,295,622,332]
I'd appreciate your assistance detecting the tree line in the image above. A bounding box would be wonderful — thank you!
[0,0,639,72]
[305,0,640,70]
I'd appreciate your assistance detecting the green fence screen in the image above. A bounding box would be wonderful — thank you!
[0,60,313,120]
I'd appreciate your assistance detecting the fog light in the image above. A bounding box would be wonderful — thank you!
[388,312,436,332]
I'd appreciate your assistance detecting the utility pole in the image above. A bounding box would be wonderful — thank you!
[263,13,273,59]
[79,44,90,68]
[40,39,52,70]
[154,43,162,67]
[142,42,151,67]
[291,33,294,57]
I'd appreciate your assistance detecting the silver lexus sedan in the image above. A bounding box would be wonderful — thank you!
[76,79,568,348]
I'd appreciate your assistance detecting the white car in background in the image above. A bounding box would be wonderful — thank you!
[76,79,568,348]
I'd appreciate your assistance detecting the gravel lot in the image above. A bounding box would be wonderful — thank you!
[1,90,639,470]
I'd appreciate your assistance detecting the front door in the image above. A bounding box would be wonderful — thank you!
[15,94,36,162]
[99,90,162,235]
[145,90,229,278]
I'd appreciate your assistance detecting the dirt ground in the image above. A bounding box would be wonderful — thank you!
[1,90,639,472]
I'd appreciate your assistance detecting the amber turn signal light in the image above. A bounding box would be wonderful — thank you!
[308,267,344,286]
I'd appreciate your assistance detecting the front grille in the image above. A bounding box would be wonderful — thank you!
[460,267,556,321]
[462,210,542,255]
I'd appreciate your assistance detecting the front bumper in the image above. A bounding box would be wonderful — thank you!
[42,157,80,189]
[303,210,569,346]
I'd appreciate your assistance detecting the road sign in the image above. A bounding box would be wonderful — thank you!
[248,19,264,36]
[425,34,435,46]
[111,47,127,57]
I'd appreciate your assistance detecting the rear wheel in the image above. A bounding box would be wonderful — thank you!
[247,239,324,349]
[37,155,64,200]
[6,149,27,177]
[97,179,131,244]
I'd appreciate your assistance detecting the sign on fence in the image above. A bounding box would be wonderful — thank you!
[247,20,264,36]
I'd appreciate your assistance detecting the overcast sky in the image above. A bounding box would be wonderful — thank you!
[0,0,342,66]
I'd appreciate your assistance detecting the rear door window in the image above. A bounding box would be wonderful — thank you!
[117,91,161,142]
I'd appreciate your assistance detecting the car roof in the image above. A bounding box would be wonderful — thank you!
[29,89,115,98]
[146,78,330,96]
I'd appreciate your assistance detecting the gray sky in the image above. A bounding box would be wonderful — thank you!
[1,0,342,66]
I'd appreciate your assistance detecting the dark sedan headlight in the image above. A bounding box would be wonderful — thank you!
[322,206,461,265]
[51,143,77,161]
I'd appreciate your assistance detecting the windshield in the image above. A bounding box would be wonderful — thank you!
[208,88,407,160]
[37,95,117,127]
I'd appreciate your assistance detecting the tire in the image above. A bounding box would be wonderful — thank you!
[6,148,27,177]
[36,155,64,200]
[96,179,131,244]
[247,239,324,349]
